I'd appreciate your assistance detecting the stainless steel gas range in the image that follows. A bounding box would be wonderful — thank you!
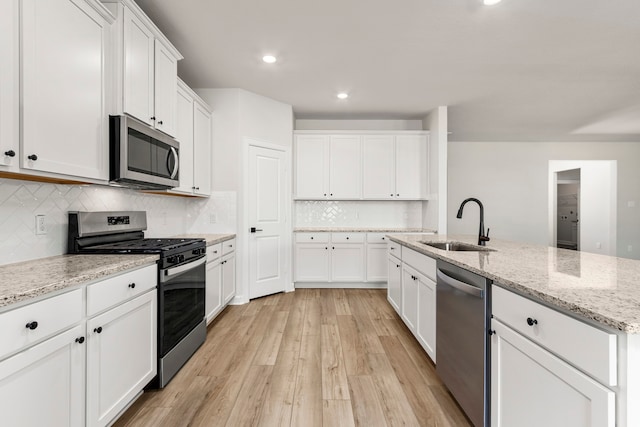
[68,211,206,388]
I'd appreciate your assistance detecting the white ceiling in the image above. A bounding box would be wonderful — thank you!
[135,0,640,142]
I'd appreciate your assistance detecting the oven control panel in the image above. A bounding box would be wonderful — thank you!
[108,215,131,226]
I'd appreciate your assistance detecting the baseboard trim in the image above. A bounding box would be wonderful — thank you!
[294,282,387,289]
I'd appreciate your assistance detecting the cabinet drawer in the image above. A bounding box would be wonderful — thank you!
[388,241,401,259]
[492,286,617,386]
[87,264,157,316]
[0,288,83,360]
[295,233,329,243]
[402,247,436,281]
[222,239,236,255]
[207,243,222,261]
[367,233,390,243]
[332,233,365,243]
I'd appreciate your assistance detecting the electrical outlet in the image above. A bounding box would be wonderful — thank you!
[35,215,46,235]
[209,213,217,224]
[596,242,602,249]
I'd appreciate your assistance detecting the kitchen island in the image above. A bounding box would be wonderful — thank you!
[387,233,640,427]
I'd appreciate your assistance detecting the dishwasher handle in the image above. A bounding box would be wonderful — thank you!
[437,269,484,298]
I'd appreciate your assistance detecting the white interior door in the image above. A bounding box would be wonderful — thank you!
[249,145,288,299]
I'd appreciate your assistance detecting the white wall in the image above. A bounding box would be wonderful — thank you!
[195,88,294,304]
[295,119,423,131]
[448,141,640,259]
[422,106,448,233]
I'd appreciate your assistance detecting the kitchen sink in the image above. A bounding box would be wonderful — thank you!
[420,241,496,252]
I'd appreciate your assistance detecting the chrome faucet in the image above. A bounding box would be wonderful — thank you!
[456,198,490,246]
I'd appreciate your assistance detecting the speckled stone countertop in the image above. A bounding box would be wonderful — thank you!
[387,233,640,333]
[0,254,158,310]
[294,227,437,233]
[173,234,235,246]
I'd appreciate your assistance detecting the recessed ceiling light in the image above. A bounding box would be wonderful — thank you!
[483,0,502,5]
[262,55,277,64]
[337,92,349,100]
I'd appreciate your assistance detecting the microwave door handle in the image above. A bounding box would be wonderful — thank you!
[168,147,179,179]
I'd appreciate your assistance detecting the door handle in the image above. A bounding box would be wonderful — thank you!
[250,227,264,233]
[168,147,179,179]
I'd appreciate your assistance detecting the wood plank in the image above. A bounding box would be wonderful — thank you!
[257,350,299,426]
[333,288,352,315]
[253,310,288,366]
[347,376,388,427]
[114,406,171,427]
[279,293,307,353]
[156,376,213,427]
[430,385,473,427]
[225,365,274,426]
[379,335,447,426]
[321,324,350,400]
[291,331,323,426]
[320,288,338,325]
[337,315,372,376]
[303,295,321,336]
[323,399,356,427]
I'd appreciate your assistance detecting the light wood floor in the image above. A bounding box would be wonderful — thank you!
[114,289,471,427]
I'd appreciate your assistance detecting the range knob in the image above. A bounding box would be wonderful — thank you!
[178,254,185,263]
[167,255,177,264]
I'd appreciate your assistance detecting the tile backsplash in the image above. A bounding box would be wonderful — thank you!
[0,178,200,265]
[294,200,423,228]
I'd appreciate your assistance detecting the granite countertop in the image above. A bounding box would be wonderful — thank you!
[173,233,235,246]
[0,254,159,310]
[294,227,437,233]
[387,233,640,333]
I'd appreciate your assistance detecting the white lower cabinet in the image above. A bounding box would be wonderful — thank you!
[401,264,419,333]
[295,243,330,282]
[221,253,236,305]
[387,256,402,312]
[0,324,85,427]
[366,243,387,282]
[206,259,223,323]
[330,244,365,282]
[416,272,436,362]
[86,290,157,427]
[491,319,615,427]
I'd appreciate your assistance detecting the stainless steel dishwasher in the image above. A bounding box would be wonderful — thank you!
[436,260,491,427]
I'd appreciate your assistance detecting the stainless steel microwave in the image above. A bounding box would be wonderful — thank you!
[109,115,179,189]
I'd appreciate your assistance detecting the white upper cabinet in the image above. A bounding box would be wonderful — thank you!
[21,0,113,180]
[0,0,18,170]
[193,99,212,195]
[329,135,362,199]
[294,134,329,198]
[172,79,212,197]
[295,131,428,200]
[105,0,182,138]
[122,6,154,127]
[395,135,427,199]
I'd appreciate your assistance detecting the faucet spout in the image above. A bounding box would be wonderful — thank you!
[456,198,490,246]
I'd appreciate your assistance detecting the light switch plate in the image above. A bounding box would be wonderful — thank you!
[35,215,46,235]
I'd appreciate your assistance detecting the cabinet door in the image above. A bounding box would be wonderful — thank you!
[295,243,330,282]
[395,135,426,199]
[295,135,328,198]
[366,243,388,282]
[387,256,402,314]
[401,265,419,333]
[0,325,85,427]
[153,40,177,137]
[331,243,365,282]
[222,254,236,304]
[21,0,109,180]
[123,6,154,126]
[193,100,212,195]
[206,260,223,323]
[0,0,18,169]
[362,135,395,199]
[87,291,157,427]
[329,135,362,199]
[174,84,194,193]
[417,274,436,362]
[491,319,615,427]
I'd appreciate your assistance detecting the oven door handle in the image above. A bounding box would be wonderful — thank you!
[161,256,206,282]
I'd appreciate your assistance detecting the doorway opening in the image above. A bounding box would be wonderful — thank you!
[556,169,580,251]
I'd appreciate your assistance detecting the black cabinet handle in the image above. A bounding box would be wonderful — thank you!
[346,237,349,240]
[526,317,538,326]
[75,337,85,344]
[324,193,327,196]
[396,194,400,197]
[390,193,393,196]
[128,283,136,289]
[150,116,156,121]
[27,154,38,161]
[310,236,314,240]
[382,237,385,240]
[94,327,103,334]
[325,247,328,250]
[25,321,38,330]
[157,120,163,125]
[4,150,15,157]
[332,246,335,250]
[330,193,333,196]
[488,330,496,336]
